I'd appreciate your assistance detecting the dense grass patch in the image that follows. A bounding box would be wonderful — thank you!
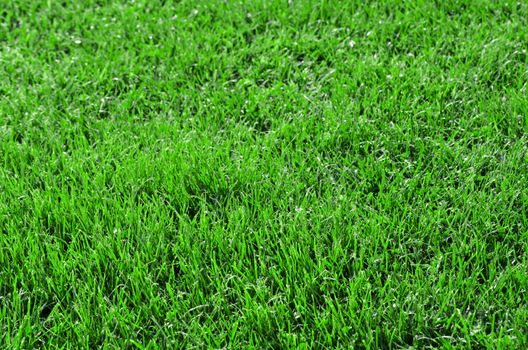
[1,0,528,348]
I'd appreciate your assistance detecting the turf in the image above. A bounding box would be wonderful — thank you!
[1,0,528,348]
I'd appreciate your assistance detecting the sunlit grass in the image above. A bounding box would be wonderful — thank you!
[1,0,527,348]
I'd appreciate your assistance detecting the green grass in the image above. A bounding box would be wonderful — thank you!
[1,0,528,348]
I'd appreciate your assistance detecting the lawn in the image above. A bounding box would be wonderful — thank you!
[1,0,528,348]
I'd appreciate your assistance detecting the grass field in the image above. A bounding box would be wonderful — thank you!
[1,0,528,348]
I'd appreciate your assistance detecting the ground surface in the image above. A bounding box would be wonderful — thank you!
[1,0,528,348]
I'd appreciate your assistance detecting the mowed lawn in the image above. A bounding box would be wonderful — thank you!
[1,0,528,348]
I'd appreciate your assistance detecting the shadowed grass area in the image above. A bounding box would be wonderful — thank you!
[1,0,528,348]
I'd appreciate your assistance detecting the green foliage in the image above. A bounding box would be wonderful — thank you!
[1,0,527,348]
